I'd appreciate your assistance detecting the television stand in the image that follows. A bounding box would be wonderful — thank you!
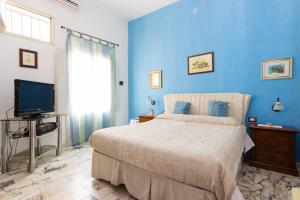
[0,113,66,173]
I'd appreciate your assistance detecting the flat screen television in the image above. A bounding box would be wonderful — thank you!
[14,79,55,118]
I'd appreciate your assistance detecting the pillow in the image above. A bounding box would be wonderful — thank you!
[172,101,191,114]
[207,101,229,117]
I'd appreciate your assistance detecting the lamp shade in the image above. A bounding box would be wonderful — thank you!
[147,96,155,105]
[272,97,284,112]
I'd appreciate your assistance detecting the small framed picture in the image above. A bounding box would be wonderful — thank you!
[188,51,214,75]
[148,70,162,89]
[262,58,292,80]
[19,49,38,69]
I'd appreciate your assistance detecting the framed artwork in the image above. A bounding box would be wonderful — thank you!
[262,58,292,80]
[148,70,162,89]
[188,51,214,75]
[19,49,38,69]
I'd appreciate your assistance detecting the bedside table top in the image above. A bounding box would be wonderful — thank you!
[249,123,299,133]
[139,114,156,118]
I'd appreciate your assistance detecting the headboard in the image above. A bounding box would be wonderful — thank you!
[164,93,251,124]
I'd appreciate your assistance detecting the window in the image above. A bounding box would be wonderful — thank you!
[1,2,53,43]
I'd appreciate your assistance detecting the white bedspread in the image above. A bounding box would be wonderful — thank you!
[90,114,250,200]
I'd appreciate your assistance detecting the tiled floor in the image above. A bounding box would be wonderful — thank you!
[238,164,300,200]
[0,145,299,200]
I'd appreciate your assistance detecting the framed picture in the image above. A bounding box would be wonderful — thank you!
[262,58,292,80]
[188,51,214,75]
[19,49,38,69]
[148,70,162,89]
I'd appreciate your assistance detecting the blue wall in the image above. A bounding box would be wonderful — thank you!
[128,0,300,159]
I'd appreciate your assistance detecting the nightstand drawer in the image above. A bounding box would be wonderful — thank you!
[254,129,290,144]
[255,140,290,153]
[255,151,290,167]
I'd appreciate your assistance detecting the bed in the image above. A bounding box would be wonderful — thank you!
[89,93,254,200]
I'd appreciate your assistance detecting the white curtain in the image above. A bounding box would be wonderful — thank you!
[0,0,6,32]
[67,31,116,146]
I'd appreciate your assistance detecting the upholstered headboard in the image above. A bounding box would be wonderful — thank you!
[164,93,251,124]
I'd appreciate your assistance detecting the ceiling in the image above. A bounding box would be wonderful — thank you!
[87,0,178,21]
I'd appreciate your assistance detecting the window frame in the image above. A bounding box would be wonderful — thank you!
[2,1,55,45]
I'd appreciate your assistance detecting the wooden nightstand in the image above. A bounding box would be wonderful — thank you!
[139,115,156,123]
[248,124,299,176]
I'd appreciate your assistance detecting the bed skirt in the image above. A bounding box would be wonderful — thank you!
[92,150,244,200]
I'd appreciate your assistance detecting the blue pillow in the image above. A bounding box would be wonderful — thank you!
[207,101,229,117]
[172,101,191,114]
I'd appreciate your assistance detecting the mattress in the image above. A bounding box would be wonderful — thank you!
[90,114,252,200]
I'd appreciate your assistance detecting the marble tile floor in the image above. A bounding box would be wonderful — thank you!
[0,145,299,200]
[237,164,300,200]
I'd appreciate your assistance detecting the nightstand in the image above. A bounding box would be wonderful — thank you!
[248,124,299,176]
[139,115,156,123]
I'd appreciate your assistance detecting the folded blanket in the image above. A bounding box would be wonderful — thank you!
[156,113,241,126]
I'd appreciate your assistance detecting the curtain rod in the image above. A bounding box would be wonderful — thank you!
[61,26,119,47]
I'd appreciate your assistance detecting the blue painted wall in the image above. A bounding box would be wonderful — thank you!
[128,0,300,159]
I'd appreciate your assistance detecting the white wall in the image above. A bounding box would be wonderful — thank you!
[0,0,128,153]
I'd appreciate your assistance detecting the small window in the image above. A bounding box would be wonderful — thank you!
[2,2,53,43]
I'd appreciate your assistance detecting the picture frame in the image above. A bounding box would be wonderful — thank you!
[262,58,292,80]
[19,49,38,69]
[148,70,162,89]
[188,51,214,75]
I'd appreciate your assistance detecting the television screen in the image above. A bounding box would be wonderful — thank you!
[14,79,55,117]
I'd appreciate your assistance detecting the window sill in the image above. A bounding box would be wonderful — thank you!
[1,31,55,46]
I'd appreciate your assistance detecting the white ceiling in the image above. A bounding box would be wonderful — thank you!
[87,0,178,21]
